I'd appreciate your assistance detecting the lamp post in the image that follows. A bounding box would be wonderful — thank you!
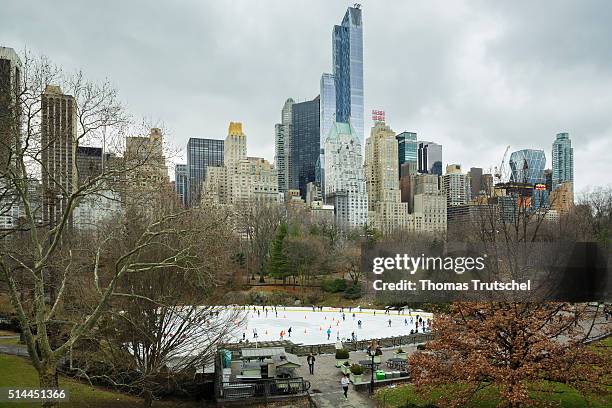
[367,340,378,394]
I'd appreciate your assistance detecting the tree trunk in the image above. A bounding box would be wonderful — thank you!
[39,362,59,408]
[143,389,153,408]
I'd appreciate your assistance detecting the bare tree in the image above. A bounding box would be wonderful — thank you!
[0,51,214,408]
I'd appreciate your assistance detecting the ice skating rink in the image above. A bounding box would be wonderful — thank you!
[228,306,433,345]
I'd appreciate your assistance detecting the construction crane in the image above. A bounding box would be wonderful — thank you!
[494,145,511,183]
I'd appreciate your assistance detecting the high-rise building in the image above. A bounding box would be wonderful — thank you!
[365,121,411,234]
[442,164,471,208]
[274,98,294,194]
[291,96,320,198]
[0,47,21,172]
[550,181,574,214]
[417,141,442,176]
[324,122,368,227]
[397,132,417,175]
[175,163,188,207]
[333,5,364,143]
[75,146,112,185]
[41,85,77,227]
[552,132,573,191]
[186,137,224,205]
[319,73,336,194]
[201,122,278,208]
[544,169,553,191]
[468,167,483,197]
[509,149,546,185]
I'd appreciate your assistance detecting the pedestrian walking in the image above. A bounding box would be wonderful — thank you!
[388,319,392,327]
[307,353,316,374]
[341,373,350,399]
[327,327,332,340]
[288,327,292,337]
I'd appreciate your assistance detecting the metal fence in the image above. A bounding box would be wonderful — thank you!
[220,377,311,399]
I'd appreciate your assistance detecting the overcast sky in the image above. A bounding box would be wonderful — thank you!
[2,0,611,193]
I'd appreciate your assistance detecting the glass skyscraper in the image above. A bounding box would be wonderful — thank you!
[174,163,188,207]
[552,132,573,190]
[509,149,546,185]
[397,132,418,172]
[417,141,442,176]
[291,96,320,198]
[319,73,336,195]
[186,138,224,205]
[333,6,364,143]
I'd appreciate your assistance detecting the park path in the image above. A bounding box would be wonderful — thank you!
[295,347,418,408]
[0,335,28,357]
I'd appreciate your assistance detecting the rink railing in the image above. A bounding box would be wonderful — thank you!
[221,333,433,356]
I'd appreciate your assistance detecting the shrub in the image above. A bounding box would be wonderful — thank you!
[343,283,362,299]
[416,344,426,350]
[349,364,364,375]
[335,348,350,359]
[321,278,347,293]
[343,360,350,367]
[400,404,439,408]
[396,348,404,353]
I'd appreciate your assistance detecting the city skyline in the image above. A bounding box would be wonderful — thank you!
[2,1,611,193]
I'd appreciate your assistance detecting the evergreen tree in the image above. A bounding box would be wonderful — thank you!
[267,222,290,282]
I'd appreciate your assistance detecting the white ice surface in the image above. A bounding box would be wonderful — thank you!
[226,306,433,345]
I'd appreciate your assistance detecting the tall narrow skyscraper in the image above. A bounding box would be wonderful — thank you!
[318,73,336,194]
[41,85,77,227]
[333,5,364,143]
[417,141,442,176]
[175,163,188,207]
[552,132,573,191]
[274,98,294,194]
[291,96,320,198]
[0,47,22,172]
[396,131,417,175]
[186,137,224,205]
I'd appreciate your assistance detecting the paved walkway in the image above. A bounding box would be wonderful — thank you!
[296,345,418,408]
[0,335,28,357]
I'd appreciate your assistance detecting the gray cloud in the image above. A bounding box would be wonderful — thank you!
[2,0,611,193]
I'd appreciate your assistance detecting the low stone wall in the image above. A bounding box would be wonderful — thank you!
[285,333,433,356]
[220,333,433,357]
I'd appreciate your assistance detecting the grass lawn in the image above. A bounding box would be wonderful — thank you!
[0,354,199,408]
[375,337,612,408]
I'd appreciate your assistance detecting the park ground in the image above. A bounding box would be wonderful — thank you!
[0,336,198,408]
[0,330,610,407]
[373,336,612,408]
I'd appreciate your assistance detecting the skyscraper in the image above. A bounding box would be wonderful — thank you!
[319,73,336,194]
[41,85,77,227]
[468,167,483,197]
[291,96,320,198]
[333,5,364,143]
[396,132,417,174]
[417,141,442,176]
[175,163,188,207]
[186,137,224,205]
[509,149,546,185]
[442,164,471,208]
[365,120,411,234]
[324,122,368,227]
[274,98,294,193]
[552,132,573,191]
[0,46,21,172]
